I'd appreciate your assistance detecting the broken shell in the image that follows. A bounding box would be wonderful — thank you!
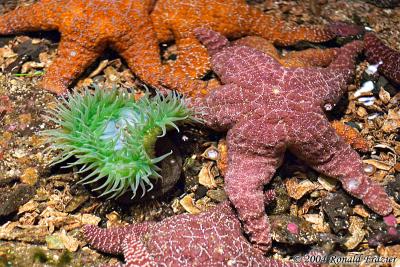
[354,81,374,98]
[365,61,382,75]
[179,194,201,214]
[363,163,376,175]
[285,178,319,200]
[317,175,337,191]
[379,87,391,104]
[357,96,376,106]
[363,159,392,171]
[381,109,400,133]
[198,162,218,189]
[353,205,370,218]
[344,216,365,250]
[302,213,324,225]
[201,146,219,160]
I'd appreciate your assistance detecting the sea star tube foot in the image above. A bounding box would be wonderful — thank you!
[192,28,393,251]
[83,202,324,267]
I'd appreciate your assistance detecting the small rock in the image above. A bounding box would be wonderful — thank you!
[206,189,227,202]
[386,175,400,202]
[267,185,291,215]
[194,185,208,199]
[46,235,65,250]
[322,193,351,234]
[64,194,89,213]
[0,184,34,217]
[270,214,339,245]
[20,167,39,185]
[46,231,80,252]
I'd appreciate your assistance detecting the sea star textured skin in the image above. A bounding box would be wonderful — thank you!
[231,37,370,151]
[233,36,338,68]
[83,202,321,267]
[151,0,351,95]
[192,28,393,252]
[364,32,400,85]
[0,0,199,94]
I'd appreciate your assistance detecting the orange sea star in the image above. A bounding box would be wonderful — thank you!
[233,36,338,68]
[151,0,357,95]
[0,0,200,94]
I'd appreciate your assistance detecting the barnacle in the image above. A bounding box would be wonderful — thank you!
[43,86,193,199]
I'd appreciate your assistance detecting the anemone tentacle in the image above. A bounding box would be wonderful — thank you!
[43,86,193,198]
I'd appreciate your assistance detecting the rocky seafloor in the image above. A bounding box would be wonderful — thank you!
[0,0,399,266]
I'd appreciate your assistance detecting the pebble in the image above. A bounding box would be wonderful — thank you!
[20,167,38,185]
[206,189,227,202]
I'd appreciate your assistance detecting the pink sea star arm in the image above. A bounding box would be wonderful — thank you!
[122,234,154,267]
[83,222,154,255]
[193,83,254,131]
[224,118,286,252]
[289,114,392,216]
[41,38,102,94]
[303,41,364,109]
[0,0,59,34]
[364,32,400,85]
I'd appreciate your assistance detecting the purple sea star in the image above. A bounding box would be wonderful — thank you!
[364,32,400,85]
[83,201,321,267]
[192,28,393,252]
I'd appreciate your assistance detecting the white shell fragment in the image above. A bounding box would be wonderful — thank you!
[358,96,376,106]
[365,61,382,75]
[354,81,374,98]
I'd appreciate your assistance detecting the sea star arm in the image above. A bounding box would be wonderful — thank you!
[122,234,154,267]
[364,32,400,85]
[41,37,102,94]
[83,222,153,255]
[289,114,392,216]
[164,36,210,79]
[243,6,335,46]
[224,119,286,252]
[304,40,363,109]
[111,17,166,91]
[113,24,207,95]
[233,36,338,68]
[192,83,250,131]
[0,0,59,34]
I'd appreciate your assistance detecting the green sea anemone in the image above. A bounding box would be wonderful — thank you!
[43,86,193,199]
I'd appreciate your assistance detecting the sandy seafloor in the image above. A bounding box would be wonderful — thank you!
[0,0,399,266]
